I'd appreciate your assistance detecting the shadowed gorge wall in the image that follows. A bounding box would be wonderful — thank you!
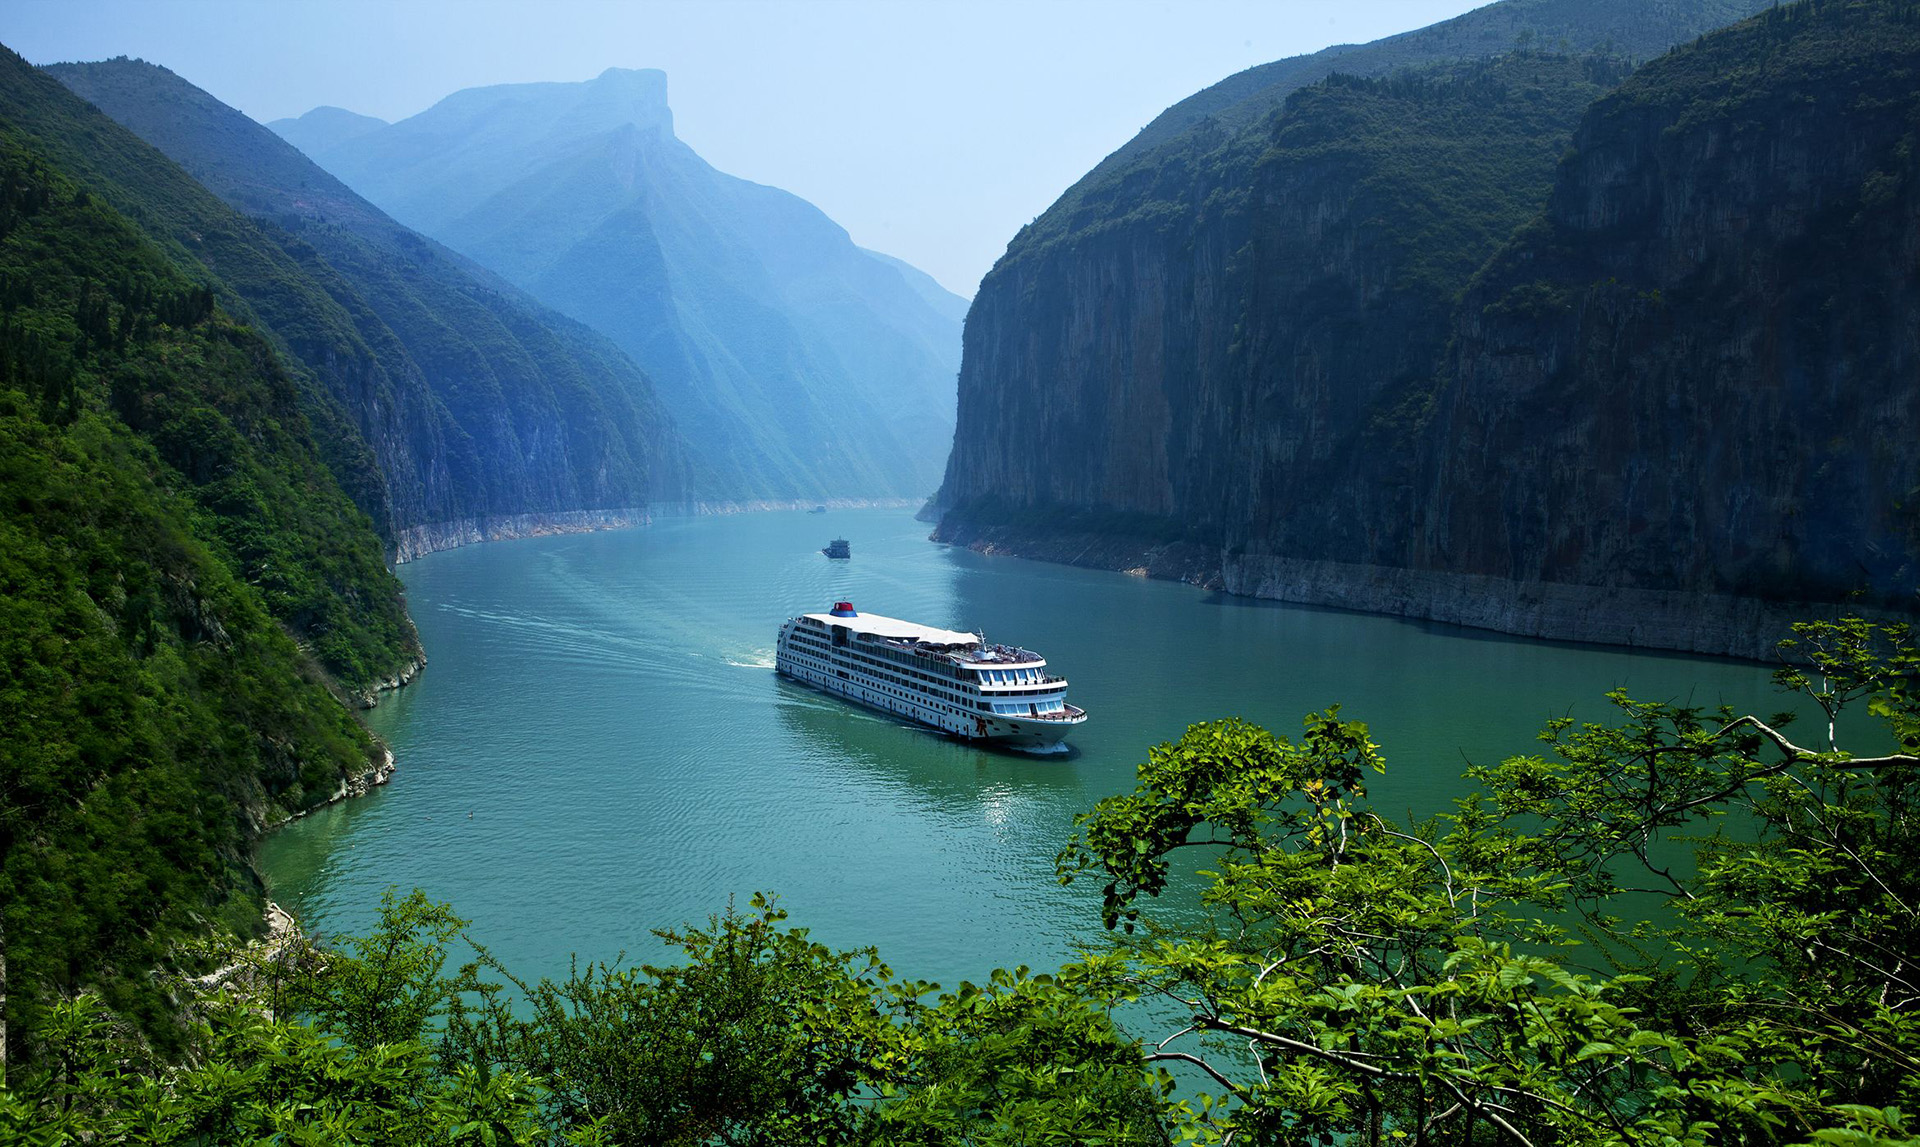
[935,0,1917,657]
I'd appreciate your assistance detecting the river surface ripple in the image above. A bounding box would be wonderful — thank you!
[259,507,1803,989]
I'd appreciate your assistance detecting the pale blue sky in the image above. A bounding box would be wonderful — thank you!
[4,0,1486,295]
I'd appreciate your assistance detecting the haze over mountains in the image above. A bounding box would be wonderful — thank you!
[34,55,692,561]
[273,68,963,501]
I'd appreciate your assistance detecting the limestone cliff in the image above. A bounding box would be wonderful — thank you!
[938,52,1628,566]
[936,0,1920,657]
[1393,0,1920,643]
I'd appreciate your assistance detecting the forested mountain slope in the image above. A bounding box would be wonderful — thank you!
[934,0,1915,657]
[45,57,694,559]
[0,47,452,549]
[0,121,409,1059]
[277,68,963,501]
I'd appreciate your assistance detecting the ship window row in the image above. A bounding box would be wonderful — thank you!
[793,636,1058,698]
[788,640,1056,702]
[972,698,1068,715]
[989,699,1066,715]
[849,651,967,697]
[866,642,962,680]
[866,676,972,717]
[980,668,1044,686]
[850,653,936,690]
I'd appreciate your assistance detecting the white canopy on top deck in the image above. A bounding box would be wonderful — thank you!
[802,610,980,647]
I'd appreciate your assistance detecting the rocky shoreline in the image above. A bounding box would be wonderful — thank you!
[391,499,920,565]
[932,517,1905,663]
[347,654,426,709]
[1220,554,1903,664]
[266,744,397,832]
[392,508,657,564]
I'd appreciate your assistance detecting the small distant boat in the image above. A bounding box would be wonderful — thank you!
[808,505,827,514]
[823,538,851,559]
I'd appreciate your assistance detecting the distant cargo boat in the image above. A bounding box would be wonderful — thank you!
[776,601,1087,749]
[809,505,828,514]
[823,538,851,559]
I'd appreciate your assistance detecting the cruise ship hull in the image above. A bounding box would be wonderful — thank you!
[776,661,1083,748]
[774,603,1086,751]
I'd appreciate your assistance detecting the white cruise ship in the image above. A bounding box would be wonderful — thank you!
[775,602,1087,749]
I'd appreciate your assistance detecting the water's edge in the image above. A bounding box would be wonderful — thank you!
[393,500,920,565]
[930,519,1906,663]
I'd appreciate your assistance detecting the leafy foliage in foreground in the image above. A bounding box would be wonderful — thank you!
[1,891,1165,1146]
[1057,616,1920,1144]
[0,129,409,1058]
[5,619,1916,1144]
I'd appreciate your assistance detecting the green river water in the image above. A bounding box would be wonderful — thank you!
[259,506,1806,989]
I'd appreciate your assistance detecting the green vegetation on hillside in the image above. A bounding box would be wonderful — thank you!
[0,133,416,686]
[1259,55,1634,296]
[1006,50,1624,278]
[0,45,426,543]
[0,128,411,1058]
[5,618,1914,1144]
[1037,0,1770,260]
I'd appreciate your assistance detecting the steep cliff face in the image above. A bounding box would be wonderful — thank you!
[278,69,962,501]
[935,0,1770,541]
[1408,0,1920,613]
[939,0,1920,657]
[939,53,1628,554]
[46,59,693,559]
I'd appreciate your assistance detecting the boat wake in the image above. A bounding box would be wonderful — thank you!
[1008,741,1073,757]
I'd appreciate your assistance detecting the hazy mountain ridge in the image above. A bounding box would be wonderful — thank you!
[48,57,696,559]
[933,0,1916,657]
[270,103,386,156]
[0,48,444,546]
[280,68,964,501]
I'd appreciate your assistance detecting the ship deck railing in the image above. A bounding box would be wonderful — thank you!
[1018,705,1086,722]
[983,675,1068,688]
[962,643,1044,664]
